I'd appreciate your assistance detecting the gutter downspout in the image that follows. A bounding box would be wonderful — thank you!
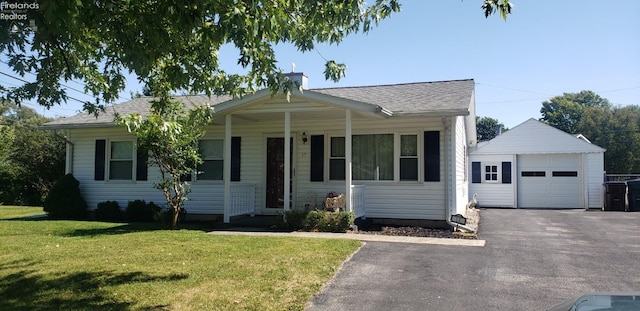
[442,116,475,233]
[53,130,74,175]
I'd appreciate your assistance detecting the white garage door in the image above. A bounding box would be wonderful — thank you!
[517,154,583,208]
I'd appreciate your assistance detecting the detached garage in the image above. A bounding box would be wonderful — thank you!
[469,119,605,209]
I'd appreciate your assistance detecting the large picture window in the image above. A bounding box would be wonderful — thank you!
[197,139,223,180]
[109,141,133,180]
[353,134,393,180]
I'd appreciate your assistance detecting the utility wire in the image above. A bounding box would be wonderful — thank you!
[0,71,88,104]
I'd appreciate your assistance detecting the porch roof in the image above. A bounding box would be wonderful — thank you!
[41,79,474,129]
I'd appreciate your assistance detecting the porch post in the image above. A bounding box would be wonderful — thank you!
[284,111,291,211]
[223,114,232,223]
[345,109,352,212]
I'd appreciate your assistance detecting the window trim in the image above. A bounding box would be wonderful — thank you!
[325,131,424,183]
[107,140,135,181]
[399,133,419,182]
[328,136,346,181]
[196,139,224,181]
[483,163,499,183]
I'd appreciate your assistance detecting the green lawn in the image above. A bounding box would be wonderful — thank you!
[0,206,361,311]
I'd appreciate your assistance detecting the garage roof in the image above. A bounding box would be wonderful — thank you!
[470,118,605,155]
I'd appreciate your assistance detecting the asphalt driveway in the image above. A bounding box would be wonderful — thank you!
[306,209,640,311]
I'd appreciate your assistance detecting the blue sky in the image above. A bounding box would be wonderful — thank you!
[2,0,639,128]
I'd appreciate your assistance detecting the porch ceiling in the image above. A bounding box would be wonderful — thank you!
[211,96,378,125]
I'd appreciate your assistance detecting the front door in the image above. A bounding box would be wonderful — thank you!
[266,137,293,208]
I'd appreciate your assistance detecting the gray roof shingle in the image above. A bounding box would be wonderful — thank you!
[41,79,474,129]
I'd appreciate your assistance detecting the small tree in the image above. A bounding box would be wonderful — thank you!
[117,94,212,229]
[476,116,507,142]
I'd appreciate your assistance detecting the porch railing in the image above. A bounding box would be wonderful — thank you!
[229,184,256,217]
[351,185,366,219]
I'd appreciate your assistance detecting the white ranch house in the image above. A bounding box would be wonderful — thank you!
[42,75,477,226]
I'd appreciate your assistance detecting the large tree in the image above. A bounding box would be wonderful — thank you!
[476,116,507,141]
[578,105,640,174]
[540,90,611,134]
[0,101,66,205]
[1,0,512,228]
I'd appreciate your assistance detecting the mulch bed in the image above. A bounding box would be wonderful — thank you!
[351,222,477,239]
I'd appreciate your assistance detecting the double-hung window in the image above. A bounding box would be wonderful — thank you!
[197,139,224,180]
[400,134,418,181]
[109,141,134,180]
[329,137,346,180]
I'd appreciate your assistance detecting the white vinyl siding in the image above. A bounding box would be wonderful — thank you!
[468,154,516,208]
[585,152,605,209]
[67,111,452,220]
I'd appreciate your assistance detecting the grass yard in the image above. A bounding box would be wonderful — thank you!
[0,206,361,311]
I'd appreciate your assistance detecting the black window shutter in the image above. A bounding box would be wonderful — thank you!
[502,162,512,184]
[94,139,106,180]
[136,148,148,181]
[424,131,440,182]
[310,135,324,182]
[472,162,481,184]
[231,137,241,181]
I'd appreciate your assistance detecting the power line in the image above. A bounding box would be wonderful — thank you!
[0,71,88,104]
[0,59,134,102]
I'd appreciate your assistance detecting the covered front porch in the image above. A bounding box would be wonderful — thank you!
[225,183,367,222]
[216,83,390,223]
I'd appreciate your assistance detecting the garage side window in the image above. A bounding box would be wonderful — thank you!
[485,164,498,182]
[472,162,511,184]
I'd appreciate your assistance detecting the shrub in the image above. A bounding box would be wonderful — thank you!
[94,201,123,222]
[126,200,161,222]
[279,210,355,233]
[43,174,87,220]
[277,209,309,231]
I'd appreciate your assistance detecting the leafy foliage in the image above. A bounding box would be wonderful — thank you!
[540,90,640,173]
[0,101,65,205]
[577,105,640,174]
[0,1,512,112]
[540,90,611,134]
[117,96,211,229]
[43,174,88,220]
[279,210,355,233]
[482,0,514,20]
[476,116,507,141]
[126,200,162,222]
[0,0,408,112]
[94,201,124,222]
